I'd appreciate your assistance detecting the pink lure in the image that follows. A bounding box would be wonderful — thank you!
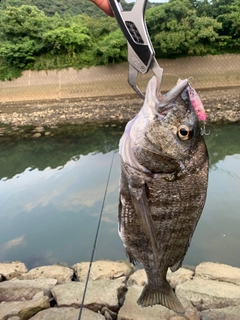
[187,84,206,121]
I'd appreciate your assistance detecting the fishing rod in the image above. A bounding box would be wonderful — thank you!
[77,150,117,320]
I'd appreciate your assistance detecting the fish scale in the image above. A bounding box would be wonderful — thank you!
[118,76,209,314]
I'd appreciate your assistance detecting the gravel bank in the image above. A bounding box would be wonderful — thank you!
[0,87,239,137]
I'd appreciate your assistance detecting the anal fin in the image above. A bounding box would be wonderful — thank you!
[170,257,184,272]
[125,248,138,266]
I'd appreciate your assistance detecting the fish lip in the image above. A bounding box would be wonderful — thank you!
[156,78,189,117]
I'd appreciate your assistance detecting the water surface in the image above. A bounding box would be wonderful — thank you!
[0,123,240,269]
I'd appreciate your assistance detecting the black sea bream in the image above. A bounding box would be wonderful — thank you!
[118,76,209,313]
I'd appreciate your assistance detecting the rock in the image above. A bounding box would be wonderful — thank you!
[0,262,28,280]
[0,278,57,302]
[201,305,240,320]
[0,291,49,320]
[118,285,199,320]
[127,267,193,289]
[33,126,45,133]
[73,260,134,282]
[167,268,194,289]
[176,278,240,311]
[32,133,41,138]
[7,317,21,320]
[127,269,146,287]
[195,262,240,286]
[51,278,126,312]
[19,265,74,284]
[29,307,105,320]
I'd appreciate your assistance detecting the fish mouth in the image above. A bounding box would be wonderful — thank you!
[149,76,189,117]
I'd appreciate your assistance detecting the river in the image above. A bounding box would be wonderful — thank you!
[0,122,240,269]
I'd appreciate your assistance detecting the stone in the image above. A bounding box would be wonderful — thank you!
[0,278,57,302]
[127,267,193,289]
[29,307,105,320]
[127,269,146,287]
[0,262,28,280]
[118,285,200,320]
[167,268,194,289]
[19,265,74,284]
[51,278,126,312]
[33,126,45,133]
[32,133,41,138]
[195,262,240,286]
[201,305,240,320]
[73,260,134,282]
[0,292,49,320]
[176,278,240,311]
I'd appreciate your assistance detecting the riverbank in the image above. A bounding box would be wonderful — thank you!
[1,260,240,320]
[0,87,239,138]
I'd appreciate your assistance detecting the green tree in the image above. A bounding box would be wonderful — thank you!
[217,0,240,49]
[96,29,127,64]
[146,0,222,56]
[43,25,91,55]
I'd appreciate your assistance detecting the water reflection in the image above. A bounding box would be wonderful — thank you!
[0,123,240,269]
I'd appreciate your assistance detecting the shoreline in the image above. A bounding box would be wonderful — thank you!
[0,87,239,138]
[1,259,240,319]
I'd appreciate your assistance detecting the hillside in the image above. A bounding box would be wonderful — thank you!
[0,0,158,17]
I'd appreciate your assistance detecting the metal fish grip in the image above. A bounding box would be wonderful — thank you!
[109,0,163,99]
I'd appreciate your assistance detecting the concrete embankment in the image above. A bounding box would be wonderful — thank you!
[1,260,240,319]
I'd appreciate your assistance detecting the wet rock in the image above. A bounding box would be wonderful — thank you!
[200,305,240,320]
[0,291,49,320]
[127,267,193,289]
[195,262,240,286]
[29,307,105,320]
[33,126,45,133]
[51,278,126,312]
[32,133,41,138]
[0,262,28,280]
[73,260,134,282]
[0,278,57,302]
[175,278,240,311]
[19,265,74,284]
[118,285,199,320]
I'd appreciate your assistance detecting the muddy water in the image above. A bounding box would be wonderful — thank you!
[0,122,240,269]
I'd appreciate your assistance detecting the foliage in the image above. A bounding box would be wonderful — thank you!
[146,0,222,56]
[0,0,106,17]
[0,0,239,81]
[96,29,127,64]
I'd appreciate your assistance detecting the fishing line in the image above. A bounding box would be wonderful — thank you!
[77,149,117,320]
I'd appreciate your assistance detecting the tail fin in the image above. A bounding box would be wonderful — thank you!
[137,282,185,314]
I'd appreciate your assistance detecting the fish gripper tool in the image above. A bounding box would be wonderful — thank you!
[109,0,163,99]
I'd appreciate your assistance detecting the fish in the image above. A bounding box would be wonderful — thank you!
[118,76,209,313]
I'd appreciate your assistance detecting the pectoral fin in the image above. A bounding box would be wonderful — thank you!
[128,183,159,269]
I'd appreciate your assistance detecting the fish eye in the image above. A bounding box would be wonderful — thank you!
[177,124,193,141]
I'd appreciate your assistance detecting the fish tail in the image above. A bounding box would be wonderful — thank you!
[137,282,185,314]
